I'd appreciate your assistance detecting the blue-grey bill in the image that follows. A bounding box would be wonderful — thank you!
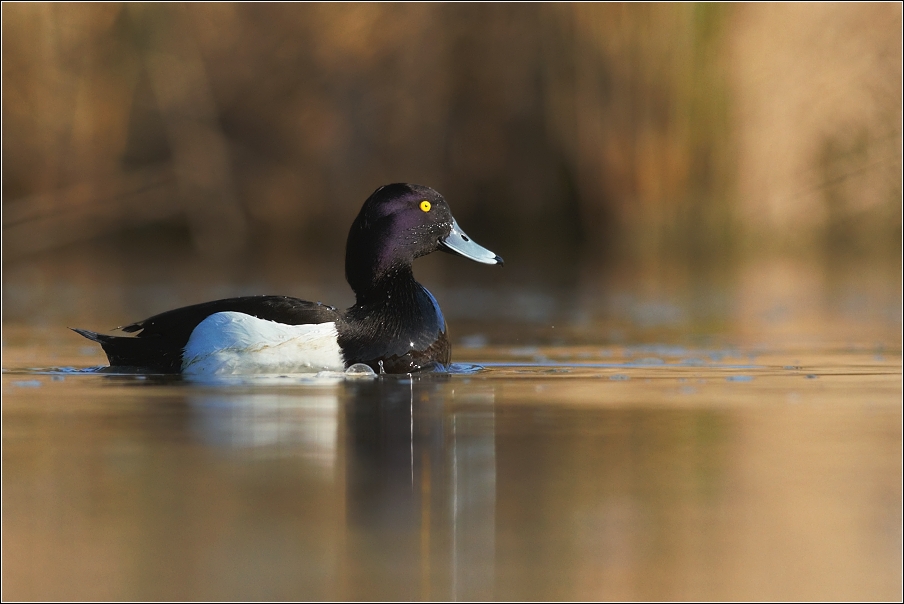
[440,219,504,265]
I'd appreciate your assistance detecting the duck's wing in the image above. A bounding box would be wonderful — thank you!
[73,295,341,372]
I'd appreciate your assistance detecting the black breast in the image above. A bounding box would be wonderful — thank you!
[337,283,449,373]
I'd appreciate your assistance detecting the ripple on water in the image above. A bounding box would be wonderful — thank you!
[12,380,42,388]
[2,343,897,387]
[725,375,753,382]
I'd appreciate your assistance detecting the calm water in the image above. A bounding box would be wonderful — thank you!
[2,255,902,600]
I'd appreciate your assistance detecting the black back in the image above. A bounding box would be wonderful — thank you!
[78,296,340,373]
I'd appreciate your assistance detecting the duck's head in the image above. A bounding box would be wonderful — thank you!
[345,183,503,293]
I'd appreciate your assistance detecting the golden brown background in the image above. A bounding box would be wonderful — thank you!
[2,6,902,601]
[4,3,900,266]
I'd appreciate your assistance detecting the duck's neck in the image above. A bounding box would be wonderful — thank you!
[349,264,426,314]
[344,220,413,300]
[341,265,449,372]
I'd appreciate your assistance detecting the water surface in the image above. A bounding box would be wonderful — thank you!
[3,324,901,600]
[3,251,903,600]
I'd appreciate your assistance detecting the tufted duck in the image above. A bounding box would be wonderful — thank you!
[73,183,503,375]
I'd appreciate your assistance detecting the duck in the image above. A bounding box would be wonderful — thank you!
[73,183,503,375]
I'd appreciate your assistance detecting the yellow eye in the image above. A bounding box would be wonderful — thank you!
[420,200,431,212]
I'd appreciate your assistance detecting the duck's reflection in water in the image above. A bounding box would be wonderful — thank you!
[187,377,497,600]
[344,378,496,600]
[189,391,340,472]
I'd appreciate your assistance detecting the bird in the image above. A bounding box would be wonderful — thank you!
[73,183,503,375]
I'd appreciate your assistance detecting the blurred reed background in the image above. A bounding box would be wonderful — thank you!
[2,3,901,328]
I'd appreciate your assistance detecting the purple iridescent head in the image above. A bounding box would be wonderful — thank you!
[345,184,502,295]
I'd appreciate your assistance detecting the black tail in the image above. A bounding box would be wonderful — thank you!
[71,328,105,343]
[71,328,183,373]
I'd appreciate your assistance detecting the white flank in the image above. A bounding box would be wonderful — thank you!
[182,312,345,375]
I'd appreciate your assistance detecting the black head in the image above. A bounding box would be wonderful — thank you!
[345,184,501,296]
